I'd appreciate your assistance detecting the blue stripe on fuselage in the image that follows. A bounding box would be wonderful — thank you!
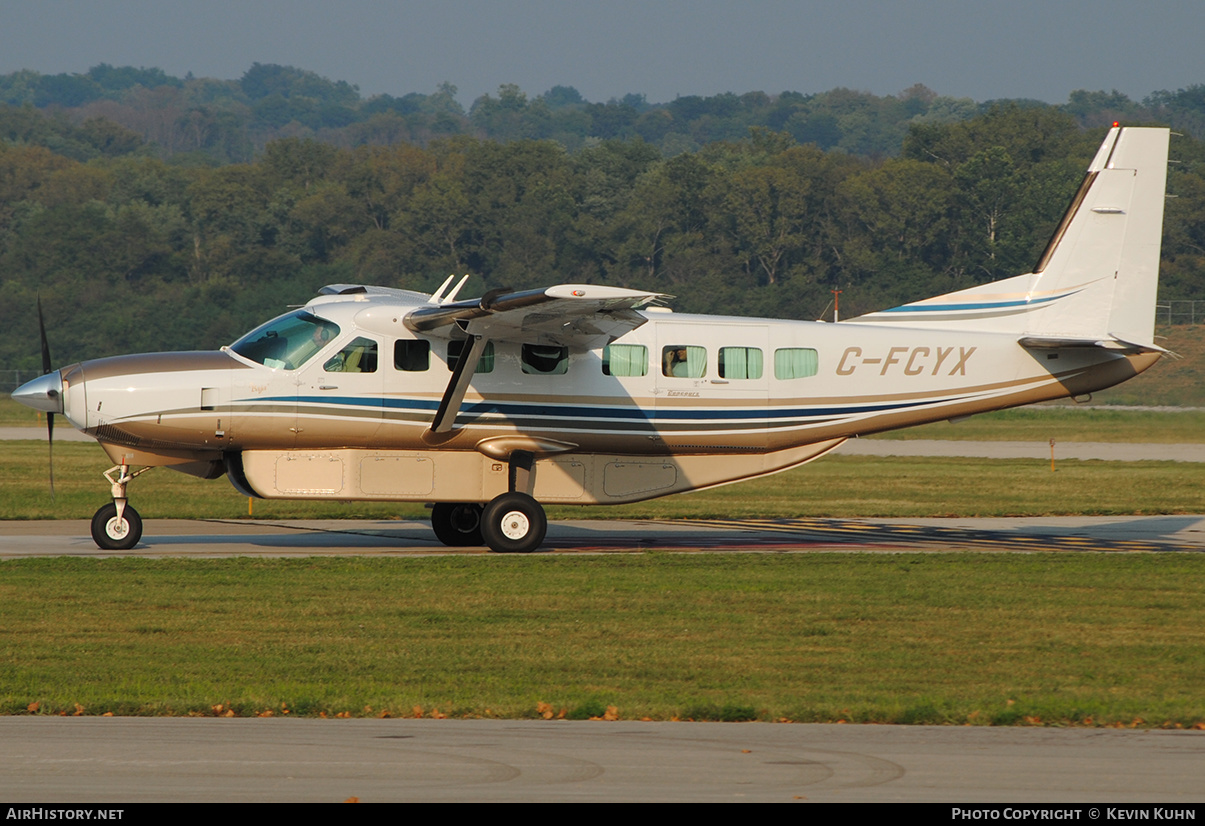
[252,394,967,423]
[880,290,1078,313]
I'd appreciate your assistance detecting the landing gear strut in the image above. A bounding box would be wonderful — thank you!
[90,463,150,550]
[477,449,546,553]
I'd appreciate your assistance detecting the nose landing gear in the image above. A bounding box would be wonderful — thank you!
[90,463,151,550]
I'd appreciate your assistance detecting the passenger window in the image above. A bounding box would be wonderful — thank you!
[774,348,819,379]
[395,340,430,372]
[662,345,706,378]
[447,340,495,373]
[522,344,569,375]
[602,344,648,377]
[719,347,763,379]
[324,337,378,373]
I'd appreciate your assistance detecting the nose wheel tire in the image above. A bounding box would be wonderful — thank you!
[90,503,143,550]
[481,493,547,554]
[431,502,484,547]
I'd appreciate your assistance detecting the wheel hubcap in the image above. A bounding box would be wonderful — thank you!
[451,506,479,533]
[499,510,530,540]
[106,518,129,540]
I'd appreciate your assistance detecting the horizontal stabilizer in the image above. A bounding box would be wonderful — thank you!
[1018,335,1169,354]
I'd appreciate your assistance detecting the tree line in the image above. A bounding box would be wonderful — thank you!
[6,62,1205,163]
[3,99,1203,371]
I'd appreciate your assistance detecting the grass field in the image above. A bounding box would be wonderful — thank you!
[1092,324,1205,407]
[869,406,1205,443]
[2,441,1204,520]
[2,554,1203,726]
[0,397,48,426]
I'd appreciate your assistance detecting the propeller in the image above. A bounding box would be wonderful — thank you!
[36,295,55,500]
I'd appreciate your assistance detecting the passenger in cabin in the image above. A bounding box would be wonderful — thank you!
[324,337,378,373]
[292,325,333,367]
[665,347,688,377]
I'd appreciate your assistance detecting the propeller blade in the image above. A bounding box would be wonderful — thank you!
[37,295,52,375]
[37,294,55,500]
[47,411,55,501]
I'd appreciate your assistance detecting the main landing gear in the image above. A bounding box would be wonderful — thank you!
[89,463,151,550]
[481,492,547,554]
[432,493,548,554]
[430,448,549,554]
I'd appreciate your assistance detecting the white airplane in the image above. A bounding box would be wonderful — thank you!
[13,126,1171,553]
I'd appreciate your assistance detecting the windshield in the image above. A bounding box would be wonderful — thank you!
[230,310,341,370]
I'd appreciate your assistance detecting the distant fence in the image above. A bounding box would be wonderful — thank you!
[1158,300,1205,326]
[1,369,43,394]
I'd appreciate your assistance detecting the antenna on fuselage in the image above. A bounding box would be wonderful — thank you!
[429,275,455,304]
[443,274,471,304]
[428,274,472,305]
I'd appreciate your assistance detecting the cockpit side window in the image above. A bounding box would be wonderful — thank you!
[231,310,341,370]
[324,337,378,373]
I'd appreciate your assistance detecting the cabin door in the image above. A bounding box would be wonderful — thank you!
[654,322,770,447]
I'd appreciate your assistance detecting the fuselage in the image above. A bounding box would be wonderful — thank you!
[46,289,1158,505]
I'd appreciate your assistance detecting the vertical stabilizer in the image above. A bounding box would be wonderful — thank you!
[849,126,1170,347]
[1025,126,1169,345]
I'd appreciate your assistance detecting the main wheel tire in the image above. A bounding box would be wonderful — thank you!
[90,503,143,551]
[481,492,547,554]
[431,502,484,546]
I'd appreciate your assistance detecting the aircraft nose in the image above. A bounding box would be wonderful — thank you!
[12,371,64,414]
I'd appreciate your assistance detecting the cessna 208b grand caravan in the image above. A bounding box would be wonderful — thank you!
[13,126,1172,553]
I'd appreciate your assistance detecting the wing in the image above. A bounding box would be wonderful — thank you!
[411,284,671,438]
[405,284,671,350]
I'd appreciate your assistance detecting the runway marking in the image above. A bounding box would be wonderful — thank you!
[666,518,1203,554]
[193,516,1203,554]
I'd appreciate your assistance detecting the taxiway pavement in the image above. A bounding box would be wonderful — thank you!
[2,514,1204,558]
[2,718,1202,803]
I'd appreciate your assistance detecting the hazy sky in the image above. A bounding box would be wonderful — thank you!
[3,0,1203,106]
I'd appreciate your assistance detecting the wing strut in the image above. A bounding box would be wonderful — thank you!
[426,334,490,438]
